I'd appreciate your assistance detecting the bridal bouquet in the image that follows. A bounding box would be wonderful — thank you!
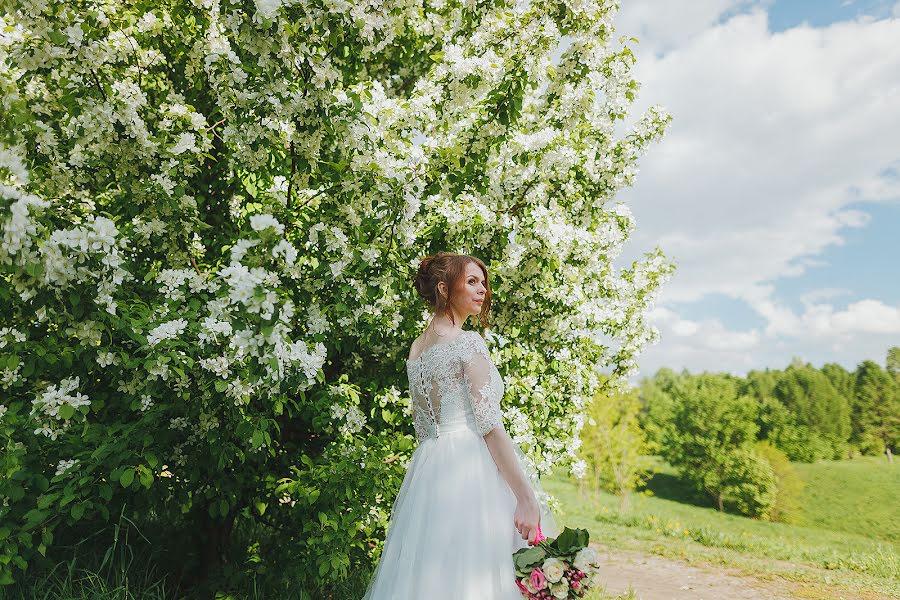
[513,525,600,599]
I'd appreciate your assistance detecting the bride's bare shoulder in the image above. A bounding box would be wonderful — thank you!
[407,333,426,361]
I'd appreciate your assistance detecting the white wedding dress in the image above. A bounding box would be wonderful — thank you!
[362,329,559,599]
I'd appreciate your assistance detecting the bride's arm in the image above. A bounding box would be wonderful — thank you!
[483,428,539,505]
[463,337,540,540]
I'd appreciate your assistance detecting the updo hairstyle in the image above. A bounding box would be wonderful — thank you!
[414,251,491,328]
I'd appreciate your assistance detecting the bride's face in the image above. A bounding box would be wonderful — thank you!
[445,261,487,319]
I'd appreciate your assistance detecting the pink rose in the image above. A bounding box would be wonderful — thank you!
[530,567,547,590]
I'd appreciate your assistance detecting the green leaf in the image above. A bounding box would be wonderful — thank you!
[37,493,59,509]
[145,452,159,469]
[47,30,67,45]
[119,468,134,488]
[58,404,75,420]
[21,358,35,378]
[25,261,44,277]
[513,545,546,570]
[70,503,86,520]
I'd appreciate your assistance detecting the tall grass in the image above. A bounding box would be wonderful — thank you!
[3,507,183,600]
[793,455,900,543]
[542,457,900,598]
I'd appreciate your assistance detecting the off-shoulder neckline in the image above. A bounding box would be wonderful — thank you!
[406,329,478,365]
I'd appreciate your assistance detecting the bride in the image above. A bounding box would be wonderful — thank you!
[362,251,560,599]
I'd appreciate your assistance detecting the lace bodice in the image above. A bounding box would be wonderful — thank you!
[405,330,505,442]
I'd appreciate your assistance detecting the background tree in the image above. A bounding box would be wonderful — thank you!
[886,347,900,376]
[853,359,900,462]
[821,362,855,400]
[753,395,813,461]
[0,0,672,593]
[771,363,851,461]
[637,366,679,453]
[578,383,652,512]
[660,374,764,514]
[741,368,782,404]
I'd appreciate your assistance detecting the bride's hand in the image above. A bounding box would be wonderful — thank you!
[514,495,541,544]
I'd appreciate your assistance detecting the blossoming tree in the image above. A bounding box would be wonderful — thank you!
[0,0,672,591]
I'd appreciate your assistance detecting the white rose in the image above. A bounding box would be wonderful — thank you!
[573,546,599,572]
[550,578,569,599]
[520,576,538,594]
[541,557,566,583]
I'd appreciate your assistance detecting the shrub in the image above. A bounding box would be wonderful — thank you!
[751,441,804,524]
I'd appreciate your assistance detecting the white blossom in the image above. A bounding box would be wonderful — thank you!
[55,458,79,476]
[249,213,284,235]
[31,376,90,426]
[147,319,188,346]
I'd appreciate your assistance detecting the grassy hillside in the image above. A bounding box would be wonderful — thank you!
[542,457,900,599]
[793,456,900,543]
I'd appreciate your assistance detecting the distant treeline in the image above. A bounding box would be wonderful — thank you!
[639,347,900,463]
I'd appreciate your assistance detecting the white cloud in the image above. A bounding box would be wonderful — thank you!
[639,297,900,377]
[758,297,900,338]
[639,306,761,376]
[612,4,900,376]
[798,287,852,305]
[619,8,900,302]
[894,1,900,17]
[615,0,748,54]
[651,306,762,350]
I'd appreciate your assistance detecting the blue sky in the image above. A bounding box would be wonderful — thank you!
[768,0,899,31]
[612,0,900,378]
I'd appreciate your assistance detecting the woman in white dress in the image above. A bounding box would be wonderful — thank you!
[362,251,560,599]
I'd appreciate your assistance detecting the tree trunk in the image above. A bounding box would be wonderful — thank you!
[886,446,894,463]
[716,492,724,512]
[199,508,237,581]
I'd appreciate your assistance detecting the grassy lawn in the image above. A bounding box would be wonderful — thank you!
[793,456,900,543]
[542,456,900,599]
[7,456,895,600]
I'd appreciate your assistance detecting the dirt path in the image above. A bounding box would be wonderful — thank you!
[589,542,899,600]
[590,543,808,600]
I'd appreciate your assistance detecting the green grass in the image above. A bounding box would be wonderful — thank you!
[793,455,900,543]
[542,457,900,599]
[8,456,895,599]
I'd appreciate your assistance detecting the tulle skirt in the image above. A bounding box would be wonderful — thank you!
[362,420,559,600]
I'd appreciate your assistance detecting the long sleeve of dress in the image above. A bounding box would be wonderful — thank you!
[463,334,505,436]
